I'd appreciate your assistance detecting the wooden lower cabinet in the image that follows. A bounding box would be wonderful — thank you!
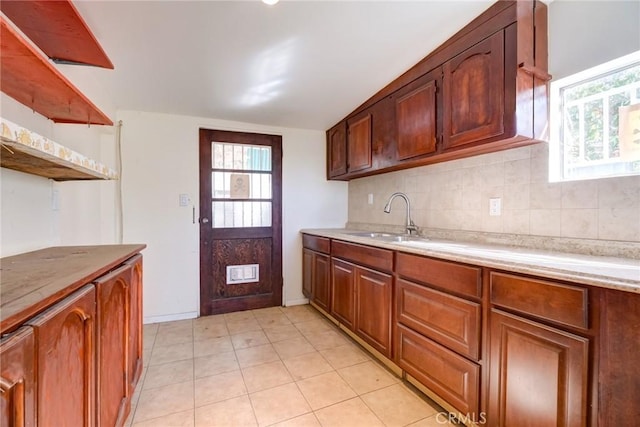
[95,264,133,427]
[27,285,97,427]
[397,324,480,419]
[302,249,313,298]
[355,266,392,357]
[488,309,589,427]
[331,258,356,329]
[125,254,144,396]
[304,249,331,313]
[0,326,36,427]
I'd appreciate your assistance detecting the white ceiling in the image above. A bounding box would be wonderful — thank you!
[73,0,495,130]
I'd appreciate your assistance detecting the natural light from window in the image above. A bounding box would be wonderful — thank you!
[549,51,640,182]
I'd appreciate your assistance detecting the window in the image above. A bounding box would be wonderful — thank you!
[550,51,640,182]
[211,142,272,227]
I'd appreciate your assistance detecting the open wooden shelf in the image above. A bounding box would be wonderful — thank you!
[0,118,118,181]
[0,0,113,69]
[0,17,113,126]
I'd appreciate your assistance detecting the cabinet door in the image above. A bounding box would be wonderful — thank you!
[124,254,144,396]
[0,327,36,427]
[397,324,480,418]
[488,309,589,427]
[443,31,505,149]
[347,113,372,173]
[312,253,331,313]
[95,263,132,427]
[355,266,392,356]
[302,249,313,299]
[331,259,356,329]
[396,76,438,160]
[327,122,347,178]
[27,285,96,427]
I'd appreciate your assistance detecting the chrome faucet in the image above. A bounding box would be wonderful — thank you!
[383,192,417,235]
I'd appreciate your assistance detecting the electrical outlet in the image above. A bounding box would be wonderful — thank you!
[489,197,502,216]
[367,193,374,205]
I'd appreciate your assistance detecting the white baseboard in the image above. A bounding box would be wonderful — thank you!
[285,298,310,307]
[143,311,198,324]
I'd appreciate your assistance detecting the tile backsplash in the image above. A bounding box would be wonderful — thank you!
[348,142,640,243]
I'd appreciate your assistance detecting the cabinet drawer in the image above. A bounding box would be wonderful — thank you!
[332,240,393,273]
[302,234,330,254]
[397,279,481,360]
[397,252,481,298]
[397,324,480,418]
[490,272,588,330]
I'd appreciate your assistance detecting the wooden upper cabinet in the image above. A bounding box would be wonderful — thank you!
[395,74,439,160]
[327,121,347,178]
[325,1,548,181]
[347,113,373,173]
[443,31,505,150]
[0,327,36,427]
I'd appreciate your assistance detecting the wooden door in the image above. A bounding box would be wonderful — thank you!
[355,266,392,356]
[27,285,96,427]
[347,113,372,172]
[312,252,330,313]
[0,326,36,427]
[199,129,283,315]
[396,73,439,160]
[95,264,131,427]
[327,121,347,178]
[124,254,143,395]
[331,259,355,329]
[443,31,505,149]
[488,309,589,427]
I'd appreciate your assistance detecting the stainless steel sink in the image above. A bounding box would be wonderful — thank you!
[345,231,427,243]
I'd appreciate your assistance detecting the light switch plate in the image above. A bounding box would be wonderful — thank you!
[179,193,191,207]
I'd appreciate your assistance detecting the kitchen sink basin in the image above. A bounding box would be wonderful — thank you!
[345,231,426,242]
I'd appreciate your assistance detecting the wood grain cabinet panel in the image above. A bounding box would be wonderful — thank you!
[397,252,481,299]
[397,279,480,360]
[95,264,132,427]
[395,76,438,161]
[355,266,392,357]
[302,249,313,299]
[0,327,36,427]
[302,236,331,312]
[490,272,588,329]
[125,254,144,395]
[347,113,372,173]
[312,253,331,313]
[443,31,505,150]
[327,121,347,178]
[27,285,96,427]
[488,309,589,427]
[331,259,356,329]
[397,325,480,418]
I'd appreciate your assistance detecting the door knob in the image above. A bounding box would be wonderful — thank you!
[200,218,209,224]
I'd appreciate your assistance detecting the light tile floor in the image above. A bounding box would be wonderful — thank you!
[125,305,459,427]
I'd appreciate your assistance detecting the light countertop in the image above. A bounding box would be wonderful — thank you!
[301,228,640,294]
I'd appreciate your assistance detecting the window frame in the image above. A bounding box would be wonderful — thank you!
[549,50,640,182]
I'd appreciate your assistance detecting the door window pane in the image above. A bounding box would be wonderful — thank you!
[212,201,271,228]
[212,172,272,199]
[212,142,271,171]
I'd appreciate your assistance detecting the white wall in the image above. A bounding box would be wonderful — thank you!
[118,111,347,323]
[548,0,640,80]
[0,94,119,256]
